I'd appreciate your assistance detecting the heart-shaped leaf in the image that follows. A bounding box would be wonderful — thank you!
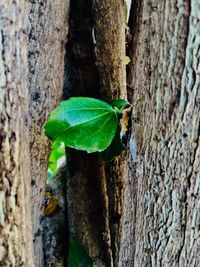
[44,97,119,153]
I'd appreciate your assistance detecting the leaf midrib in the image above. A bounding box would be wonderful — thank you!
[58,107,113,112]
[53,110,114,140]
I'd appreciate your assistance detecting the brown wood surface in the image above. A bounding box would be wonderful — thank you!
[0,1,34,266]
[93,1,127,266]
[0,0,199,266]
[120,0,200,266]
[28,1,69,265]
[0,1,69,266]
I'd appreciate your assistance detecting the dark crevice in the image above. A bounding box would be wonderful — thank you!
[168,0,191,122]
[126,0,144,102]
[63,0,100,99]
[125,1,144,266]
[62,0,110,266]
[0,29,8,87]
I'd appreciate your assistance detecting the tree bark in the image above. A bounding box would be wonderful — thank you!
[1,0,199,266]
[119,0,200,266]
[93,1,127,266]
[0,2,34,266]
[28,1,69,265]
[0,1,69,266]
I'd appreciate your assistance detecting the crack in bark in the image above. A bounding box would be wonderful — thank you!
[0,29,8,88]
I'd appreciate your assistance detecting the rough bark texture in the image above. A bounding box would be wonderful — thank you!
[0,1,69,266]
[93,0,127,99]
[0,2,34,266]
[93,1,127,266]
[1,0,199,266]
[119,0,200,266]
[27,1,69,266]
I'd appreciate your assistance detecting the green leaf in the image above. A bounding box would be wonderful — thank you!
[100,125,125,162]
[100,99,129,161]
[48,141,66,176]
[68,237,94,267]
[109,99,129,112]
[44,97,119,153]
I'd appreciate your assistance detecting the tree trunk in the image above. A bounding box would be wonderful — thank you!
[28,1,69,265]
[0,0,69,266]
[119,0,200,266]
[0,2,34,266]
[1,0,199,266]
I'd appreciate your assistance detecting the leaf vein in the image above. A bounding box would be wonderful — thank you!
[53,111,114,140]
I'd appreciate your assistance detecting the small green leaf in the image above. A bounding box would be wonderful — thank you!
[44,97,119,153]
[109,99,129,112]
[99,99,129,161]
[100,125,125,161]
[68,237,94,267]
[48,141,66,176]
